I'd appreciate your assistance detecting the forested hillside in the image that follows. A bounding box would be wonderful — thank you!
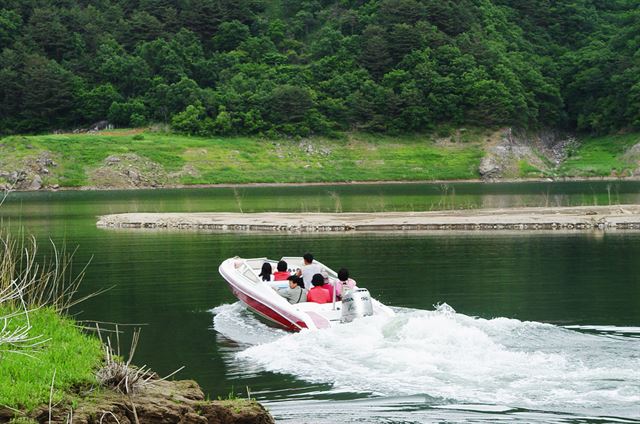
[0,0,638,136]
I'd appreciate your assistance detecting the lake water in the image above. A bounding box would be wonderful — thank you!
[1,181,639,423]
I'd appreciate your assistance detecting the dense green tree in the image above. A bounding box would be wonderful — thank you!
[108,99,147,126]
[125,11,165,48]
[179,0,222,40]
[211,105,234,135]
[171,102,206,135]
[378,0,426,26]
[79,83,123,122]
[25,8,71,62]
[20,56,80,131]
[422,0,475,36]
[136,38,185,82]
[139,0,179,31]
[0,48,24,129]
[359,25,391,79]
[95,39,151,96]
[387,23,422,62]
[212,20,250,52]
[0,9,21,47]
[268,85,314,124]
[1,0,639,136]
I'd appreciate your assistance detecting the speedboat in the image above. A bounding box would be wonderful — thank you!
[218,256,395,331]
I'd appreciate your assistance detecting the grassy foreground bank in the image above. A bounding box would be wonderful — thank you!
[0,230,274,423]
[1,130,639,190]
[0,307,104,410]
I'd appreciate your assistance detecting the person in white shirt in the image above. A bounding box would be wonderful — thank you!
[299,253,325,287]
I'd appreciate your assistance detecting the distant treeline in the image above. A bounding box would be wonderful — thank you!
[0,0,638,136]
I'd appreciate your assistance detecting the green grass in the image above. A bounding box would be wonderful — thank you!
[0,307,104,410]
[2,130,639,187]
[558,133,640,177]
[518,160,543,177]
[0,131,485,187]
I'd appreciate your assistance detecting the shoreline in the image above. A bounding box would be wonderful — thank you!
[9,175,640,193]
[97,205,640,232]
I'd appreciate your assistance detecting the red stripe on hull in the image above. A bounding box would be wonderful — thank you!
[227,282,307,332]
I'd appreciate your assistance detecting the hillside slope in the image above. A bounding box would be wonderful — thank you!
[1,129,639,190]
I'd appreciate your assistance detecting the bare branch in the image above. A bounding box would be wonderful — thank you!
[49,369,57,424]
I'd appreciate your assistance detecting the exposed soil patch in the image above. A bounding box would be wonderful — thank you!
[621,142,640,175]
[88,154,168,189]
[0,151,60,190]
[479,129,578,180]
[99,129,145,136]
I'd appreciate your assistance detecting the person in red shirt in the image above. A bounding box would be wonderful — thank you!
[273,260,290,281]
[306,273,332,304]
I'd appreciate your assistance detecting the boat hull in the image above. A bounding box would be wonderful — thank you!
[225,279,307,331]
[218,257,394,331]
[219,259,312,331]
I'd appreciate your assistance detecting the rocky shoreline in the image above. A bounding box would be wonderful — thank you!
[96,205,640,232]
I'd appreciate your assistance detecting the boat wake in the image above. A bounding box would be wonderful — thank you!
[212,302,640,421]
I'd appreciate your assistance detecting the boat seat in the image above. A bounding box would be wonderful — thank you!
[268,281,288,290]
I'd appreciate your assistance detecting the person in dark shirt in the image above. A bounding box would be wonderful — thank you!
[258,262,273,281]
[273,260,290,281]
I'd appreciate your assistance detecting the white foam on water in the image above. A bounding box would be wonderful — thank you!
[211,303,287,345]
[564,325,640,334]
[225,303,640,418]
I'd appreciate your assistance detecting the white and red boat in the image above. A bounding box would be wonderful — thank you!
[218,256,395,331]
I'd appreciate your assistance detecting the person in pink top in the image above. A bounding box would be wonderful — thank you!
[335,268,357,298]
[320,271,335,300]
[306,273,332,304]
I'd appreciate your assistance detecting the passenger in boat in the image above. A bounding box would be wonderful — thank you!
[273,260,290,281]
[306,273,332,304]
[335,268,357,298]
[321,270,335,300]
[276,275,307,304]
[258,262,273,281]
[300,253,325,287]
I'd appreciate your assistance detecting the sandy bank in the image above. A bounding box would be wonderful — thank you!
[97,205,640,232]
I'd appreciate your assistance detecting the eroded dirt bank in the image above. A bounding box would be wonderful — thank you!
[0,379,274,424]
[97,205,640,232]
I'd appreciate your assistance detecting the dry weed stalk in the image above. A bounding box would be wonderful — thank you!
[0,183,12,208]
[0,227,102,358]
[95,325,184,395]
[0,309,48,357]
[99,411,122,424]
[1,233,46,355]
[1,232,101,313]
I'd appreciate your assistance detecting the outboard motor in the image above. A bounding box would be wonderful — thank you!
[341,288,373,323]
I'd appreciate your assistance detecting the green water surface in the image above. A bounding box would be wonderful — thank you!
[1,181,639,407]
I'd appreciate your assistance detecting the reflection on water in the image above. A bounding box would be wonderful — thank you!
[1,182,640,423]
[2,181,640,220]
